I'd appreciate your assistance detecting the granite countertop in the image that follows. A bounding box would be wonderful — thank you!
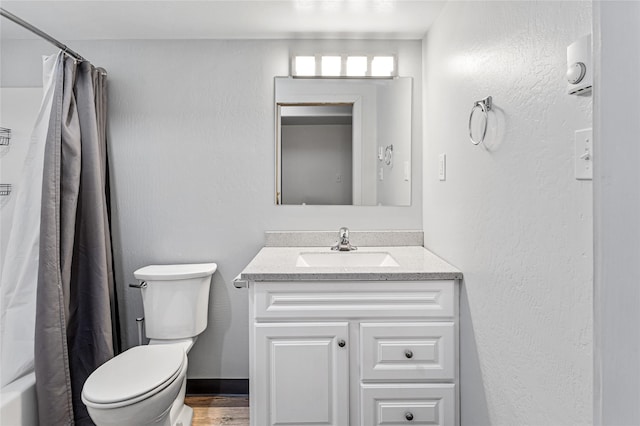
[239,246,463,282]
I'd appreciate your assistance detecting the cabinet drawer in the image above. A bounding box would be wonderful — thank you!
[361,384,456,426]
[253,281,455,320]
[361,322,455,381]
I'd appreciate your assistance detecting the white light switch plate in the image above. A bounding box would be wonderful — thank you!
[575,128,592,180]
[438,153,446,181]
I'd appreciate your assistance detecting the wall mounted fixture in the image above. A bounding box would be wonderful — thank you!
[469,96,492,146]
[384,145,394,166]
[0,128,11,146]
[0,184,12,196]
[0,183,11,208]
[566,34,592,95]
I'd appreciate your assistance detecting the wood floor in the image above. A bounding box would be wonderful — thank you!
[185,395,250,426]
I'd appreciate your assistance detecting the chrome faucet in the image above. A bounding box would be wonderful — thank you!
[331,227,357,251]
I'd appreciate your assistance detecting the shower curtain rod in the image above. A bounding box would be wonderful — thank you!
[0,7,85,62]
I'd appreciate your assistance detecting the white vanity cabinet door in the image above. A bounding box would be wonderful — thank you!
[254,322,350,426]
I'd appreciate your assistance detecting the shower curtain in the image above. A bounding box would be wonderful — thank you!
[0,55,58,388]
[32,52,117,425]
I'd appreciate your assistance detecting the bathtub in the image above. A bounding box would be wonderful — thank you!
[0,372,38,426]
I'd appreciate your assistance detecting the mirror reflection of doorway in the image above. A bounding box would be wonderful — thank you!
[279,104,353,205]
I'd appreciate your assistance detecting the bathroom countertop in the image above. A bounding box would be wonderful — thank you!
[239,246,462,282]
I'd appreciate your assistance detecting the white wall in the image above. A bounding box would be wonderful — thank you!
[422,2,592,425]
[1,38,423,379]
[593,1,640,424]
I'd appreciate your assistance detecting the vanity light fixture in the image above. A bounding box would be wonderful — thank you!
[291,54,397,78]
[294,56,316,77]
[346,56,367,76]
[321,56,342,76]
[371,56,395,77]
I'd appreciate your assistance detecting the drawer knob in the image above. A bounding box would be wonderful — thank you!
[404,349,413,359]
[338,339,346,348]
[405,412,414,421]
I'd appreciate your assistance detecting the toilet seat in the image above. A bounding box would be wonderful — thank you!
[82,344,186,409]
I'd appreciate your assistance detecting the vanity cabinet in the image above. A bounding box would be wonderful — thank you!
[249,280,459,426]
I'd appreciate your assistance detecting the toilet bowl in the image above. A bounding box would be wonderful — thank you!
[81,263,217,426]
[82,344,189,426]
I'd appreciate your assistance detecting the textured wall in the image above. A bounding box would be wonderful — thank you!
[1,39,423,379]
[422,2,592,425]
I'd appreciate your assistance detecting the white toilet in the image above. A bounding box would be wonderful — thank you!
[81,262,217,426]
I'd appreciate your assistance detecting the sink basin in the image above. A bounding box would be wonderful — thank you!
[296,251,400,268]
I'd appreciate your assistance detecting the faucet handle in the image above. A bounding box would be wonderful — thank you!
[339,227,349,240]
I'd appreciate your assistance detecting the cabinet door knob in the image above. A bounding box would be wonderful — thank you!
[405,412,414,421]
[405,349,413,359]
[338,339,346,348]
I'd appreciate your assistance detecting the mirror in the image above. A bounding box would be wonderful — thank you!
[275,77,412,206]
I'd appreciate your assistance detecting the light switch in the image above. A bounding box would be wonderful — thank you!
[403,161,410,181]
[575,128,592,180]
[438,153,446,181]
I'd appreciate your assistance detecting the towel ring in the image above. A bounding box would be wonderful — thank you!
[469,96,492,145]
[384,144,393,166]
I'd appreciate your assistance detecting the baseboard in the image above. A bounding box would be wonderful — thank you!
[186,378,249,395]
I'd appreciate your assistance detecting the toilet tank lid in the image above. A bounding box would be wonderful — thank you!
[134,263,217,280]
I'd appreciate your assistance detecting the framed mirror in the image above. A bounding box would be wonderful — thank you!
[275,77,412,206]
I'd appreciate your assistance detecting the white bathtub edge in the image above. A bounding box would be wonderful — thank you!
[0,372,38,426]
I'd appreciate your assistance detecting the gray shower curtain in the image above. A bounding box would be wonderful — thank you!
[35,52,118,425]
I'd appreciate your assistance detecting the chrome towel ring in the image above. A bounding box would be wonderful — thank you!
[469,96,492,145]
[384,144,393,166]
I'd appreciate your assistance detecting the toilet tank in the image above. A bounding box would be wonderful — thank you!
[133,263,217,339]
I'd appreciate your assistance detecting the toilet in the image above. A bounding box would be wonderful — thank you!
[81,262,217,426]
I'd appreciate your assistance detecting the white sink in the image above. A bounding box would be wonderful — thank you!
[296,251,400,268]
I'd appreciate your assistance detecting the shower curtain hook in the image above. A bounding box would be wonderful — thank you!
[61,46,72,61]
